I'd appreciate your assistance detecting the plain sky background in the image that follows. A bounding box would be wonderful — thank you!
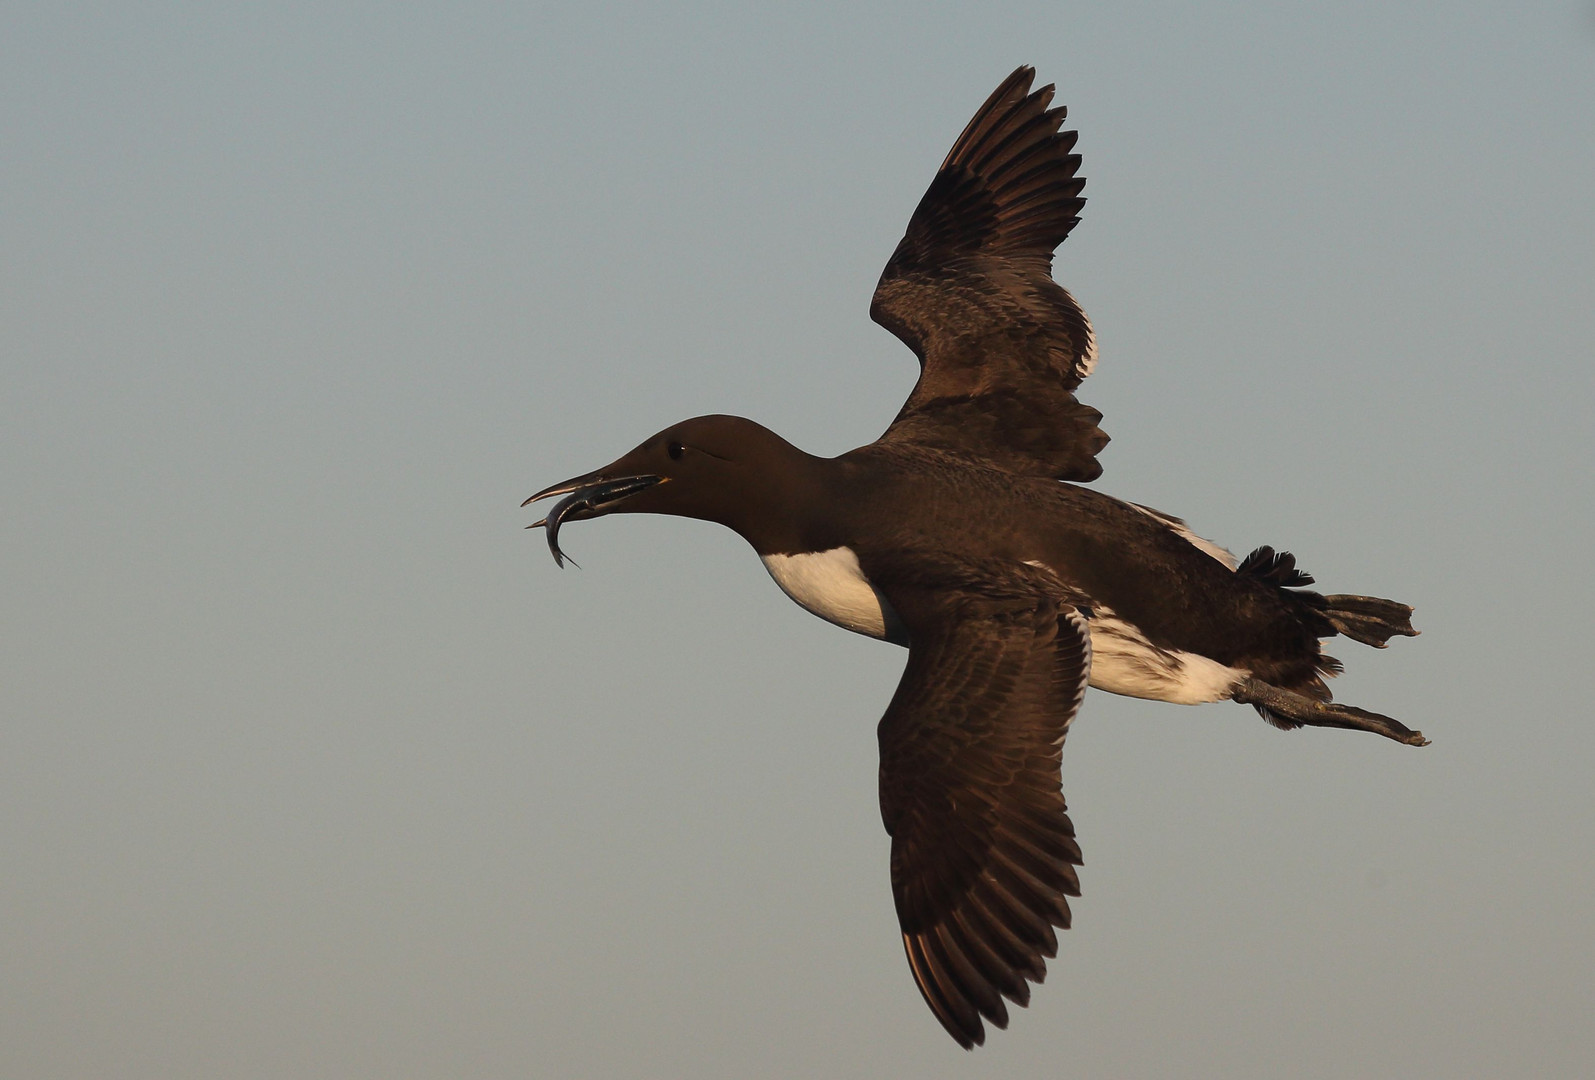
[4,3,1593,1077]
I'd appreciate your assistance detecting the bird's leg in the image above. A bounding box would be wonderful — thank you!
[1231,677,1429,747]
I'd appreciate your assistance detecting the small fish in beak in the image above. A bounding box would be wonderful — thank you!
[523,475,663,568]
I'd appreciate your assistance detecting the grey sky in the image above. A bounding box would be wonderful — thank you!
[3,3,1593,1077]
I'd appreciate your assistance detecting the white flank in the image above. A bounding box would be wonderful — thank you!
[763,551,1244,705]
[1131,503,1237,569]
[1086,606,1247,704]
[761,547,908,645]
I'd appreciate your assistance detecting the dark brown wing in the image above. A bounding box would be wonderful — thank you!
[873,559,1091,1048]
[871,66,1108,482]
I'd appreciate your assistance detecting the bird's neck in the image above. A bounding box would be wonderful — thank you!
[725,446,847,559]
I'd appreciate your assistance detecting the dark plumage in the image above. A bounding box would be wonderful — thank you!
[526,66,1421,1049]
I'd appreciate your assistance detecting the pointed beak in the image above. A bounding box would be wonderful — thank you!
[522,471,663,568]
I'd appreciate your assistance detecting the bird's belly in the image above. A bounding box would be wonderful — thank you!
[760,547,910,646]
[1086,608,1248,704]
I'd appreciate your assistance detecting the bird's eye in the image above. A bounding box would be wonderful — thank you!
[666,441,685,460]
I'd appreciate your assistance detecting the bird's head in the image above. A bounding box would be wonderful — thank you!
[524,414,822,565]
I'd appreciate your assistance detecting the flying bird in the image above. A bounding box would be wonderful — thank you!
[525,66,1422,1049]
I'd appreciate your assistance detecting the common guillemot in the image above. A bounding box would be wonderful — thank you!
[525,66,1421,1049]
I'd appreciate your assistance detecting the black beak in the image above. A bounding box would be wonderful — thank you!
[522,474,663,567]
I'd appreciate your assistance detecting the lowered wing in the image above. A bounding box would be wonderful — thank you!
[873,556,1092,1047]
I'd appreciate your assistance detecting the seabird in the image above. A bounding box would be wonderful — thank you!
[524,67,1422,1049]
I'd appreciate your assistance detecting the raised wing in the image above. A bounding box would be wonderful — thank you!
[871,66,1108,482]
[873,558,1091,1047]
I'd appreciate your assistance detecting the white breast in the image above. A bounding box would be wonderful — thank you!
[760,547,908,645]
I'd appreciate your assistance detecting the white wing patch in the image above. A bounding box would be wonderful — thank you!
[761,547,909,645]
[1130,503,1237,569]
[1072,293,1098,380]
[1057,605,1093,738]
